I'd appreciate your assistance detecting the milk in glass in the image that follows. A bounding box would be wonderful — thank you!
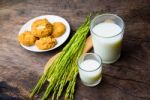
[90,14,124,64]
[78,53,102,87]
[79,60,102,85]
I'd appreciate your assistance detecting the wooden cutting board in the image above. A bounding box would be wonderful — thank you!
[44,35,93,73]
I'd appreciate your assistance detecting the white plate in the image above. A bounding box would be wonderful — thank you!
[19,15,70,52]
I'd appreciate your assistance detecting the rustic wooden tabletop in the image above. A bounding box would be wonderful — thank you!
[0,0,150,100]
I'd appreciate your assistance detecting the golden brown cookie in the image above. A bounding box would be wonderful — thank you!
[31,19,52,38]
[52,22,66,37]
[35,36,57,50]
[18,31,37,46]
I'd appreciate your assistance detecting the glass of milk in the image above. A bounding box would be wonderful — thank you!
[90,14,125,64]
[78,53,102,87]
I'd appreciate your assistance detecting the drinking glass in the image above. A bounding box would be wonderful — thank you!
[90,14,125,64]
[78,53,102,87]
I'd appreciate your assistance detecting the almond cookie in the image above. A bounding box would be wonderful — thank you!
[52,22,66,37]
[18,31,37,46]
[31,19,52,38]
[35,36,57,50]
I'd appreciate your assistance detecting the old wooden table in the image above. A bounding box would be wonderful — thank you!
[0,0,150,100]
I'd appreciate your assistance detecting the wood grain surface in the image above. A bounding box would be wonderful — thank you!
[0,0,150,100]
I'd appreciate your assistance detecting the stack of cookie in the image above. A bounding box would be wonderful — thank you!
[18,19,66,50]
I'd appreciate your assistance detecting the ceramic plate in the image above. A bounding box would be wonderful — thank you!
[18,15,70,52]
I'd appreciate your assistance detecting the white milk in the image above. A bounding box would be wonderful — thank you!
[92,22,123,63]
[79,60,102,86]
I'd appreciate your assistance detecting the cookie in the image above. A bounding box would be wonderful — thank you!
[18,31,37,46]
[52,22,66,37]
[35,36,57,50]
[31,19,52,38]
